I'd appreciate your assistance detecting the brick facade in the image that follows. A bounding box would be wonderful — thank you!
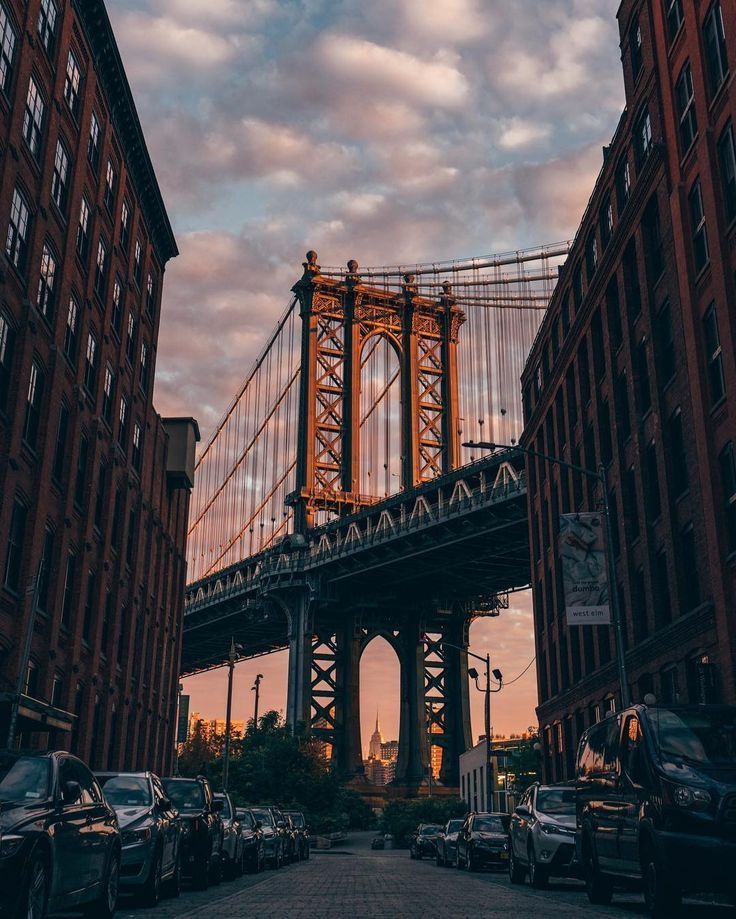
[521,0,736,782]
[0,0,196,773]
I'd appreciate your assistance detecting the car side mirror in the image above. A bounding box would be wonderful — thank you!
[159,796,172,811]
[276,820,285,829]
[213,799,225,812]
[255,821,262,829]
[515,805,530,817]
[62,780,82,805]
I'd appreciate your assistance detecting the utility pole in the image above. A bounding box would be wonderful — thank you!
[222,638,242,793]
[252,672,264,728]
[484,652,492,812]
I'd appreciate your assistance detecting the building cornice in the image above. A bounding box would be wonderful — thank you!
[73,0,178,266]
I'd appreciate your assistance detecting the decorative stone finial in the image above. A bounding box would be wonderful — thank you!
[402,273,418,299]
[442,280,453,296]
[347,259,358,274]
[345,258,361,288]
[302,250,321,279]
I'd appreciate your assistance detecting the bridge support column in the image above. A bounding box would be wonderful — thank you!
[286,591,312,731]
[333,618,364,780]
[395,617,428,786]
[437,618,472,787]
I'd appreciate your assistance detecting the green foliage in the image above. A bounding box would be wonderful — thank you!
[380,797,467,847]
[506,728,541,794]
[177,719,220,778]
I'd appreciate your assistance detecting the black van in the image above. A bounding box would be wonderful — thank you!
[576,704,736,916]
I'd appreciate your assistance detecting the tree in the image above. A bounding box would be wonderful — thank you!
[380,798,466,847]
[177,718,220,777]
[506,728,541,795]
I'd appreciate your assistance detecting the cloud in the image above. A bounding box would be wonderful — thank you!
[497,118,553,151]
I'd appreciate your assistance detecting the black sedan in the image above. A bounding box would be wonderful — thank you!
[456,812,511,871]
[0,750,121,919]
[435,818,464,867]
[409,824,443,859]
[162,776,224,890]
[235,808,265,872]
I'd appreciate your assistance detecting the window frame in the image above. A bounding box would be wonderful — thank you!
[688,177,709,274]
[675,61,697,155]
[22,74,46,160]
[63,48,82,119]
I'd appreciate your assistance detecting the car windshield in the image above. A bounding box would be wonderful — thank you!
[446,820,463,833]
[420,825,442,835]
[473,815,509,833]
[215,796,232,819]
[251,808,273,826]
[163,780,205,811]
[287,813,304,828]
[99,775,152,807]
[647,707,736,765]
[536,787,576,815]
[0,755,50,803]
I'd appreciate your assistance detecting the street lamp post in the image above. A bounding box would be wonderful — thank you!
[252,673,264,729]
[222,638,243,793]
[465,440,630,708]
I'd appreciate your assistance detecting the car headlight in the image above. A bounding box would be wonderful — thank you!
[673,785,711,809]
[0,834,24,858]
[181,823,192,836]
[122,827,152,845]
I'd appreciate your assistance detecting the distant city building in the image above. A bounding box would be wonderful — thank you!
[188,712,244,744]
[522,0,736,782]
[363,713,399,785]
[459,737,521,813]
[381,739,399,761]
[368,713,383,761]
[0,0,198,773]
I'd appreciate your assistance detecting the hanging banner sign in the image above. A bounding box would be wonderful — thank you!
[559,513,611,625]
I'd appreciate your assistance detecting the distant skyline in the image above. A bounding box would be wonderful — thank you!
[106,0,626,740]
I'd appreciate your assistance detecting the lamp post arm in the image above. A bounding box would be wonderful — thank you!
[464,441,601,483]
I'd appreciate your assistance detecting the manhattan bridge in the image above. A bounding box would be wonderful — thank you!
[181,242,570,790]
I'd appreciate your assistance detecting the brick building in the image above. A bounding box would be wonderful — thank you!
[0,0,198,774]
[521,0,736,781]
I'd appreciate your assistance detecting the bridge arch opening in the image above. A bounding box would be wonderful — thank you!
[359,635,401,785]
[360,334,402,498]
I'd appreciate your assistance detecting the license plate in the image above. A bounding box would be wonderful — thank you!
[500,852,509,860]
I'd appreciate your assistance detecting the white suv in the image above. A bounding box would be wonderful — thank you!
[508,783,579,888]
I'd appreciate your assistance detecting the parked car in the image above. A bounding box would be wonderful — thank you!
[282,813,299,863]
[455,812,510,871]
[435,818,464,867]
[576,703,736,917]
[97,770,182,906]
[0,750,120,919]
[283,810,311,860]
[235,807,266,872]
[371,835,385,850]
[250,805,285,869]
[508,783,578,887]
[409,823,443,859]
[162,775,224,890]
[213,793,244,879]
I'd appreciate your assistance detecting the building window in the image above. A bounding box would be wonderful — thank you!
[703,1,729,99]
[102,364,114,425]
[630,17,643,80]
[573,262,584,311]
[585,233,598,279]
[654,300,675,385]
[104,159,116,213]
[23,361,44,449]
[74,433,89,508]
[87,111,101,172]
[606,276,623,351]
[126,507,137,566]
[83,331,97,395]
[624,466,640,541]
[689,178,709,273]
[22,76,45,159]
[139,341,149,394]
[679,526,700,612]
[133,239,142,286]
[703,302,725,405]
[634,339,651,416]
[37,0,57,55]
[82,570,96,643]
[63,296,79,363]
[4,498,27,592]
[615,372,631,442]
[667,409,688,498]
[63,49,82,118]
[146,272,156,316]
[52,402,69,483]
[717,123,736,224]
[111,488,124,552]
[675,62,697,155]
[6,187,31,272]
[0,4,16,96]
[61,550,75,628]
[51,673,63,707]
[616,156,631,212]
[76,196,91,261]
[719,442,736,553]
[634,106,653,166]
[0,311,13,413]
[644,441,662,522]
[94,238,108,299]
[599,194,613,250]
[126,312,137,365]
[132,422,142,472]
[36,243,57,321]
[642,195,664,286]
[118,395,128,449]
[51,138,71,213]
[120,199,130,252]
[666,0,684,42]
[94,463,107,531]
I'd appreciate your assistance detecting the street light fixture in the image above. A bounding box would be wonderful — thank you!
[251,673,264,729]
[464,439,630,708]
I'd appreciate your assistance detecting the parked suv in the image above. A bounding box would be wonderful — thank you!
[455,812,510,871]
[283,810,310,860]
[162,775,224,889]
[409,823,443,859]
[0,751,120,919]
[97,770,182,906]
[214,793,244,878]
[576,704,736,916]
[236,807,266,872]
[251,805,285,869]
[435,818,464,867]
[508,783,578,887]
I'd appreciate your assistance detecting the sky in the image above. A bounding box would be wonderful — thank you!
[106,0,626,752]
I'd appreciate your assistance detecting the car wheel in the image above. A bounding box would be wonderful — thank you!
[139,848,163,907]
[528,846,548,889]
[583,837,613,906]
[84,849,119,919]
[643,853,681,918]
[194,855,210,891]
[509,845,525,884]
[210,853,222,885]
[436,848,443,867]
[237,846,245,878]
[455,850,462,869]
[466,847,476,872]
[20,852,48,919]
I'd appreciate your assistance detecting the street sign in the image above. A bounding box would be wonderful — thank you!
[559,513,611,625]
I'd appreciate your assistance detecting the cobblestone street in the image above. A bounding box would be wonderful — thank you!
[109,833,734,919]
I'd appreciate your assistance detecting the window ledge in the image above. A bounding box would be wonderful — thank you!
[709,396,728,421]
[707,71,732,117]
